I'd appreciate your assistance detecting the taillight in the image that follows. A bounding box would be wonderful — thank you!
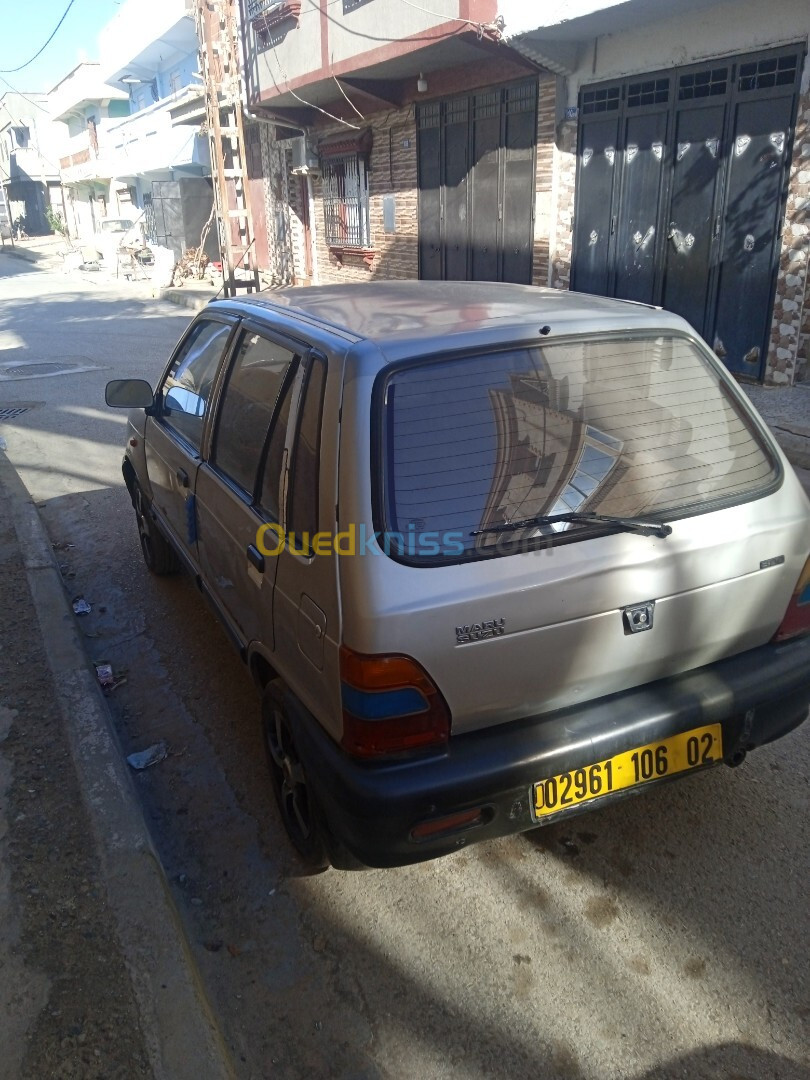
[773,557,810,642]
[339,645,451,757]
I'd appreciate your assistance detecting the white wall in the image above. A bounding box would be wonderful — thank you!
[499,0,629,38]
[565,0,810,103]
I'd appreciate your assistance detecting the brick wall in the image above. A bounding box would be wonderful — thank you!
[770,79,810,384]
[532,74,556,287]
[307,106,419,284]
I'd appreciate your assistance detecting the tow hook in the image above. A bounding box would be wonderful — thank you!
[726,748,747,768]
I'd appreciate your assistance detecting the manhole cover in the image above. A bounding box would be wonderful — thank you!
[0,358,101,380]
[0,406,29,420]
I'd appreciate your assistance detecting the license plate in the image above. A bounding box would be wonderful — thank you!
[533,724,723,819]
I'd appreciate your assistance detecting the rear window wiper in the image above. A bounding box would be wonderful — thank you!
[471,511,672,539]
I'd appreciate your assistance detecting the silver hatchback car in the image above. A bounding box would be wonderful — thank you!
[106,282,810,870]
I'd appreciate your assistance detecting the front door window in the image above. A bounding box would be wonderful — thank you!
[161,319,233,451]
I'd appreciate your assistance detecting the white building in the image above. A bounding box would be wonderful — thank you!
[0,92,64,235]
[51,63,130,242]
[99,0,212,228]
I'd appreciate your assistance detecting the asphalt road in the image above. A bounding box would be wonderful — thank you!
[1,255,808,1080]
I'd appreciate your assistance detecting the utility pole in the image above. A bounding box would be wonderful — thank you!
[195,0,260,297]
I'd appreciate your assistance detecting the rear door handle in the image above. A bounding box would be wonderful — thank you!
[176,467,189,488]
[247,544,265,574]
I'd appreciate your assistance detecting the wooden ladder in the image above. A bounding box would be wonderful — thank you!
[196,0,260,297]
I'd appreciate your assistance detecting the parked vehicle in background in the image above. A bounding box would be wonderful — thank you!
[93,216,152,267]
[106,282,810,870]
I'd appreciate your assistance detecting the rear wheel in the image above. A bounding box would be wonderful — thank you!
[134,485,179,575]
[262,681,329,871]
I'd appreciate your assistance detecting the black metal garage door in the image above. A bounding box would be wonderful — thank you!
[572,45,803,380]
[417,80,537,285]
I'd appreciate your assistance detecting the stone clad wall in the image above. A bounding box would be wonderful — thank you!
[770,80,810,384]
[549,118,576,292]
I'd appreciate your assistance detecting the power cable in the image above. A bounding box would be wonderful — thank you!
[0,0,78,74]
[0,75,50,113]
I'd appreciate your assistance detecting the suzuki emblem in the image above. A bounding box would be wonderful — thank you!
[623,601,655,634]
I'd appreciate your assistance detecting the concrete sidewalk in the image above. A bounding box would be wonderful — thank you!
[0,449,234,1080]
[742,381,810,470]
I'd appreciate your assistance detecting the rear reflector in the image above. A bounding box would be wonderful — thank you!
[340,645,451,757]
[410,807,488,842]
[773,557,810,642]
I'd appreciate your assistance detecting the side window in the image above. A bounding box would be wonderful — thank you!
[161,319,232,452]
[288,357,327,545]
[259,369,298,521]
[213,331,296,495]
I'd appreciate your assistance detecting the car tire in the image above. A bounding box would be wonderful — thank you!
[261,680,330,872]
[134,485,179,576]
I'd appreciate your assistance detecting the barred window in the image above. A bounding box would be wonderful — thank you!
[322,154,370,248]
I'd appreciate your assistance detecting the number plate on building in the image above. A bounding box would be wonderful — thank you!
[532,724,723,819]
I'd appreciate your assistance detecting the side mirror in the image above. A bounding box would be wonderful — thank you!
[105,379,154,409]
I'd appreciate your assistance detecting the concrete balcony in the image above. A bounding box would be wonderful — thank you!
[57,125,119,184]
[105,92,209,179]
[100,0,197,87]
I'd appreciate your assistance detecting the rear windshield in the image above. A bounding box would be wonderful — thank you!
[379,334,777,561]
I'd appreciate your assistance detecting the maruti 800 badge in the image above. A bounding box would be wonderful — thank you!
[456,618,506,645]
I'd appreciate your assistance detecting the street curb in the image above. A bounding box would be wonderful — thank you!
[0,450,235,1080]
[0,245,45,264]
[159,287,216,312]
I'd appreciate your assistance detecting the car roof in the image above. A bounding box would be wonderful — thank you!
[208,281,689,357]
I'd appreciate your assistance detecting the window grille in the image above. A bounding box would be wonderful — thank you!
[738,54,798,92]
[679,68,728,100]
[417,103,440,130]
[581,86,620,114]
[627,78,669,108]
[506,82,536,114]
[322,154,370,247]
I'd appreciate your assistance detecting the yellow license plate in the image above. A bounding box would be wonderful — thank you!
[533,724,723,819]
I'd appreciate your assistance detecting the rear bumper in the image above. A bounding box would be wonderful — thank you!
[287,635,810,869]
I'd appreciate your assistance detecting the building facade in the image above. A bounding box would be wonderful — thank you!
[51,64,131,242]
[502,0,810,385]
[237,0,809,385]
[0,92,64,235]
[99,0,214,257]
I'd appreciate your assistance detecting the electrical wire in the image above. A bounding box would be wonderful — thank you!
[394,0,503,39]
[0,75,50,113]
[333,76,364,120]
[0,0,78,74]
[269,48,359,130]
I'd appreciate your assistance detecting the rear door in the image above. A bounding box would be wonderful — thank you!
[144,315,237,562]
[195,324,303,647]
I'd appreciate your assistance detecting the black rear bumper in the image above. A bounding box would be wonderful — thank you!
[287,635,810,869]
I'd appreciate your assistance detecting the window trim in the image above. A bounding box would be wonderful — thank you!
[208,323,302,502]
[285,352,328,556]
[154,312,240,458]
[370,328,782,567]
